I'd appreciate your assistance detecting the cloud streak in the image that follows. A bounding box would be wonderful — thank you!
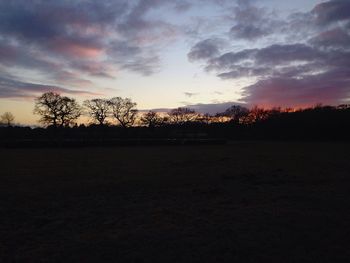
[0,76,97,99]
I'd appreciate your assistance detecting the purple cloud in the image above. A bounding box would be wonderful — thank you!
[312,0,350,25]
[188,38,226,61]
[240,68,350,107]
[0,76,97,99]
[189,0,350,107]
[0,0,192,99]
[229,1,282,40]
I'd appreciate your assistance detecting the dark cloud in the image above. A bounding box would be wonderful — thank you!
[254,44,322,65]
[188,38,226,61]
[240,68,350,107]
[312,0,350,25]
[184,102,245,114]
[0,41,95,86]
[217,66,271,79]
[0,0,188,99]
[309,28,350,49]
[189,0,350,107]
[205,49,257,71]
[229,1,281,40]
[208,44,322,72]
[0,76,96,99]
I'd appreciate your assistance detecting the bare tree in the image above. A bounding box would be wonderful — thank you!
[34,92,61,126]
[241,106,269,124]
[219,105,249,124]
[141,111,162,127]
[109,97,138,128]
[168,107,198,124]
[34,92,81,127]
[34,92,80,127]
[1,112,15,126]
[83,99,110,126]
[57,96,82,127]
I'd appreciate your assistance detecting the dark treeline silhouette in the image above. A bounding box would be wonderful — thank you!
[1,92,350,146]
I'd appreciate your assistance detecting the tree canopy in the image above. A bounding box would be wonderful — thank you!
[109,97,138,127]
[34,92,81,127]
[83,99,110,126]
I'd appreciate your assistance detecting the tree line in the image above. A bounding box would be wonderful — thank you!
[31,92,199,127]
[1,92,350,130]
[1,92,350,142]
[31,92,350,129]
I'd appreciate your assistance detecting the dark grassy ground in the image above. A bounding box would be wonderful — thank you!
[1,142,350,262]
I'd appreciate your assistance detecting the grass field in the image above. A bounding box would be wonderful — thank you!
[1,142,350,262]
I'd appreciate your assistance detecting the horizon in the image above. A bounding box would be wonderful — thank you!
[1,0,350,125]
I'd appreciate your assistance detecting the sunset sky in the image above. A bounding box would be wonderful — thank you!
[0,0,349,125]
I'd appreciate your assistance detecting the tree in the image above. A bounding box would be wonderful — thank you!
[57,96,82,127]
[1,112,15,126]
[83,98,110,126]
[34,92,61,126]
[168,107,198,124]
[219,105,249,124]
[242,106,269,124]
[34,92,81,127]
[141,111,162,127]
[109,97,138,128]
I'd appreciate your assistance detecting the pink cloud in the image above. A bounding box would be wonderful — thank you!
[240,73,350,108]
[49,37,104,58]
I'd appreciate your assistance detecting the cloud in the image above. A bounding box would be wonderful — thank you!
[229,1,281,40]
[0,76,97,99]
[121,56,160,76]
[0,0,189,99]
[188,38,226,61]
[309,27,350,49]
[189,0,350,107]
[184,101,245,114]
[184,92,199,97]
[240,69,350,107]
[312,0,350,25]
[208,44,322,72]
[144,101,246,115]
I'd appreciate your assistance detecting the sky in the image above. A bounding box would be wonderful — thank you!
[0,0,349,125]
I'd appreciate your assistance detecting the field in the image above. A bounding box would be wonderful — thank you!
[1,142,350,262]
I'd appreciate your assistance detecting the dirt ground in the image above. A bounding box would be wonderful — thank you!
[1,142,350,262]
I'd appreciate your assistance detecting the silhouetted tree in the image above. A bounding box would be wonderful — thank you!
[242,106,269,124]
[337,104,350,110]
[168,107,198,124]
[34,92,81,127]
[219,105,249,124]
[0,112,15,126]
[266,107,282,119]
[141,111,162,127]
[34,92,61,126]
[57,97,82,127]
[83,98,110,126]
[109,97,138,128]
